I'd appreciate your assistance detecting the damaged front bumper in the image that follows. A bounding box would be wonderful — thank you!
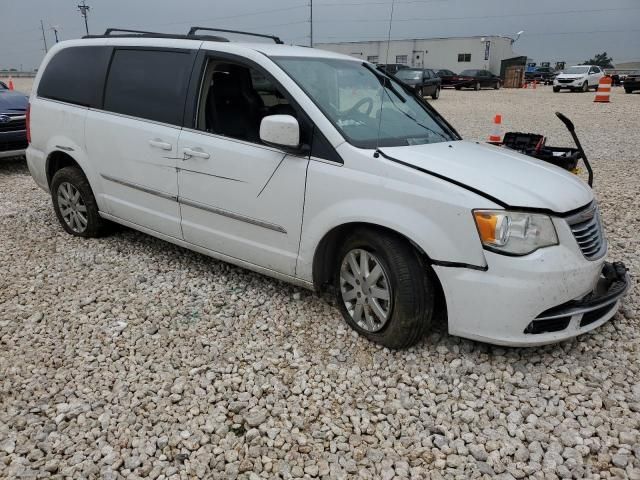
[525,262,630,334]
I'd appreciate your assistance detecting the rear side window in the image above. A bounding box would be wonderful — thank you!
[38,46,111,107]
[103,49,195,126]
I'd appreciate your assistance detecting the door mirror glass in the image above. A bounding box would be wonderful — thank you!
[260,115,300,149]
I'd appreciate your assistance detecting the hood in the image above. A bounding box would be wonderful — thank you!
[557,73,586,80]
[382,140,592,213]
[0,90,29,113]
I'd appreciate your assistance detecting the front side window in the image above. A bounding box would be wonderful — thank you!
[274,57,456,149]
[103,49,194,126]
[196,59,298,143]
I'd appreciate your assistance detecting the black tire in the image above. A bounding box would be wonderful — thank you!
[454,86,462,91]
[494,81,501,90]
[625,88,632,94]
[432,87,440,99]
[474,82,481,91]
[581,81,589,92]
[334,228,435,349]
[417,86,424,97]
[553,86,561,93]
[51,166,109,238]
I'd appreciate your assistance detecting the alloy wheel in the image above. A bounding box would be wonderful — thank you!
[339,249,393,332]
[57,182,88,233]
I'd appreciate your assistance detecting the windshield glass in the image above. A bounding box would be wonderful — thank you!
[460,69,479,76]
[395,69,422,81]
[565,66,590,74]
[273,57,455,148]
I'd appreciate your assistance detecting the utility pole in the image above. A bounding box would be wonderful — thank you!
[78,0,90,36]
[40,20,48,53]
[309,0,313,48]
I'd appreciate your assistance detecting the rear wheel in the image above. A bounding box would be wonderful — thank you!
[334,229,435,349]
[454,86,462,90]
[432,87,440,99]
[494,81,501,90]
[474,82,481,91]
[51,167,109,238]
[625,88,633,94]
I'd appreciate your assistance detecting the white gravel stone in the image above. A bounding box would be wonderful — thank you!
[1,87,639,479]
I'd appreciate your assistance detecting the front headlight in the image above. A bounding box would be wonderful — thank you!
[473,210,558,255]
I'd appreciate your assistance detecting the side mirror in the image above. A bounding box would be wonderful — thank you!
[260,115,301,151]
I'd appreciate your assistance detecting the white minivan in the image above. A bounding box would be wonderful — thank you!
[26,29,629,348]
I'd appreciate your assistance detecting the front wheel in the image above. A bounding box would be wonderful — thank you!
[334,229,435,349]
[51,167,109,237]
[474,82,481,91]
[432,87,440,99]
[625,88,633,94]
[553,86,561,93]
[494,81,501,90]
[581,81,589,92]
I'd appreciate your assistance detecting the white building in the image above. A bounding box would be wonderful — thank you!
[315,36,518,75]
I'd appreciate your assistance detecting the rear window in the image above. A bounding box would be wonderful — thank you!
[103,48,195,126]
[38,46,111,107]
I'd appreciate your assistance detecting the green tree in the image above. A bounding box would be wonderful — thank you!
[582,52,614,69]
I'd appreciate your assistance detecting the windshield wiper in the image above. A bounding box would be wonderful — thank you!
[362,63,406,103]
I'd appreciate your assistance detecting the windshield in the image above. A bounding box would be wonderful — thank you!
[460,69,479,76]
[395,69,423,81]
[273,57,456,148]
[565,66,590,74]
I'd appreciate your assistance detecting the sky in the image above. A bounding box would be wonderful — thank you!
[1,0,639,70]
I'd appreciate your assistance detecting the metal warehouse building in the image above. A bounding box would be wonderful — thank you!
[315,35,518,75]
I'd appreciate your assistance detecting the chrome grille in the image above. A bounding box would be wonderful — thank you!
[0,114,26,133]
[566,203,606,260]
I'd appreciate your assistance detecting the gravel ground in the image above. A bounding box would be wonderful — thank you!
[1,86,639,479]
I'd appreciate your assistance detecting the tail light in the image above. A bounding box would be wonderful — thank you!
[26,103,31,144]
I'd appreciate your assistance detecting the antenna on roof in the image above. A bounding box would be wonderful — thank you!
[374,0,396,154]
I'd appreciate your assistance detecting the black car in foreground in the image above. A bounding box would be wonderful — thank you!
[394,68,442,99]
[624,71,640,93]
[436,69,457,88]
[0,81,29,159]
[453,69,502,90]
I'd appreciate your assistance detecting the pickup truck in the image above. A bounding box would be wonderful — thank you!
[525,67,557,85]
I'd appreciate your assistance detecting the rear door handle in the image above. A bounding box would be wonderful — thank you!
[183,148,210,160]
[149,139,173,151]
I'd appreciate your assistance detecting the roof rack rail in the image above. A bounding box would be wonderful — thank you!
[188,27,284,44]
[83,28,229,42]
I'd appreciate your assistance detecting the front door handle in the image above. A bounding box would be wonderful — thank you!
[149,139,173,151]
[183,148,210,160]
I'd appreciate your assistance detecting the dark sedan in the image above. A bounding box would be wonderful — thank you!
[624,71,640,94]
[395,68,442,99]
[0,81,29,159]
[436,69,457,88]
[453,69,502,90]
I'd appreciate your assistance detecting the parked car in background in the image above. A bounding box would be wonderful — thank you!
[525,67,556,85]
[376,63,409,75]
[623,71,640,93]
[453,70,502,90]
[435,69,457,88]
[553,65,604,92]
[27,31,628,349]
[0,81,29,159]
[395,68,442,99]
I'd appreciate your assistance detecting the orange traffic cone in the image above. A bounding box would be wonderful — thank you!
[8,76,14,90]
[488,114,502,142]
[594,76,612,103]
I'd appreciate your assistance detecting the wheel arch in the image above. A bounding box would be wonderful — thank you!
[46,150,83,187]
[311,221,447,322]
